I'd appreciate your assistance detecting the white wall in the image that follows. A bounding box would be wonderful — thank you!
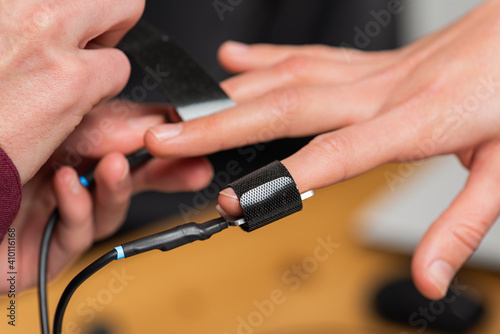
[398,0,486,45]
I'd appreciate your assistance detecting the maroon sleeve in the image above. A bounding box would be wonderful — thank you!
[0,147,22,242]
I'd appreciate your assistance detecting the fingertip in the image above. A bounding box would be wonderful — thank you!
[412,258,449,300]
[55,166,74,187]
[95,152,130,188]
[218,188,243,217]
[218,41,250,73]
[191,158,214,190]
[224,41,250,54]
[52,167,94,251]
[426,260,454,298]
[54,166,83,195]
[144,128,161,154]
[144,126,179,159]
[177,158,214,191]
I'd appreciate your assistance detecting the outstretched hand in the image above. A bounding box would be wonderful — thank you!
[144,1,500,300]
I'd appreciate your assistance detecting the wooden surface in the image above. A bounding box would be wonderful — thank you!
[2,164,500,334]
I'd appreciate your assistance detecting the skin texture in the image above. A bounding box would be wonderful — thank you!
[145,0,500,300]
[0,0,146,183]
[0,101,214,292]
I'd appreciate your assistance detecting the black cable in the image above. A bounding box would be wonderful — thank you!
[38,209,59,334]
[78,148,152,188]
[38,147,153,334]
[51,218,229,334]
[52,250,117,334]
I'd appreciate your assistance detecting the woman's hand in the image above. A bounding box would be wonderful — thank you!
[0,0,145,183]
[144,1,500,300]
[0,101,213,292]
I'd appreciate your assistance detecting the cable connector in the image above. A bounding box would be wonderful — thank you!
[116,218,229,259]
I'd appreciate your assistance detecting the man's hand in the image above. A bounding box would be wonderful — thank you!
[144,1,500,300]
[0,101,213,292]
[0,0,145,183]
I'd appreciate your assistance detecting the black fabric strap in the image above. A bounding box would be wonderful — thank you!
[118,20,235,122]
[229,161,302,232]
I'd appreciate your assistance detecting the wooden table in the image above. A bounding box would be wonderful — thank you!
[2,165,499,334]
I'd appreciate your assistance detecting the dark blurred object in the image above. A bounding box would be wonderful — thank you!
[120,0,398,232]
[142,0,397,81]
[374,278,484,333]
[85,323,112,334]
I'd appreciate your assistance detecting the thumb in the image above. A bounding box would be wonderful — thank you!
[412,143,500,299]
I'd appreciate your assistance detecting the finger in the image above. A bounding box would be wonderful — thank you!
[60,101,166,159]
[93,153,132,240]
[218,41,395,73]
[49,167,94,278]
[131,157,213,193]
[75,0,145,47]
[221,56,384,103]
[80,48,131,107]
[217,111,415,217]
[218,188,242,217]
[145,84,386,159]
[412,143,500,300]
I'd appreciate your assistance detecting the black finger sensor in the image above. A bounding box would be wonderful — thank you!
[229,161,304,232]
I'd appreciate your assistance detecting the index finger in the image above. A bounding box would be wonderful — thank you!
[216,110,425,217]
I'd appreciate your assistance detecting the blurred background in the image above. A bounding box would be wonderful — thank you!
[3,0,499,333]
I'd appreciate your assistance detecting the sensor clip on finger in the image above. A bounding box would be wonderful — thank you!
[224,161,314,232]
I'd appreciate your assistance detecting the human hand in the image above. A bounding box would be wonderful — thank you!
[0,101,213,292]
[144,0,500,300]
[0,0,145,184]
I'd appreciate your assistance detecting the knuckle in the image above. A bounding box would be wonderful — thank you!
[265,87,300,122]
[120,0,146,26]
[450,219,489,255]
[58,57,91,95]
[47,56,93,112]
[366,61,407,89]
[277,56,312,81]
[198,116,227,152]
[21,3,61,40]
[96,49,131,96]
[309,133,353,181]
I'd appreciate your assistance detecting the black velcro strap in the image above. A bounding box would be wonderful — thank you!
[118,20,235,122]
[229,161,302,232]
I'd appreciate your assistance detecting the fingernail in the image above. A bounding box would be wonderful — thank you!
[148,123,183,142]
[216,204,229,219]
[62,169,81,195]
[127,115,165,130]
[219,188,238,200]
[226,41,249,53]
[427,260,454,297]
[119,159,130,185]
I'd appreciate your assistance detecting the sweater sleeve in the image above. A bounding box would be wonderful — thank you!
[0,147,22,242]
